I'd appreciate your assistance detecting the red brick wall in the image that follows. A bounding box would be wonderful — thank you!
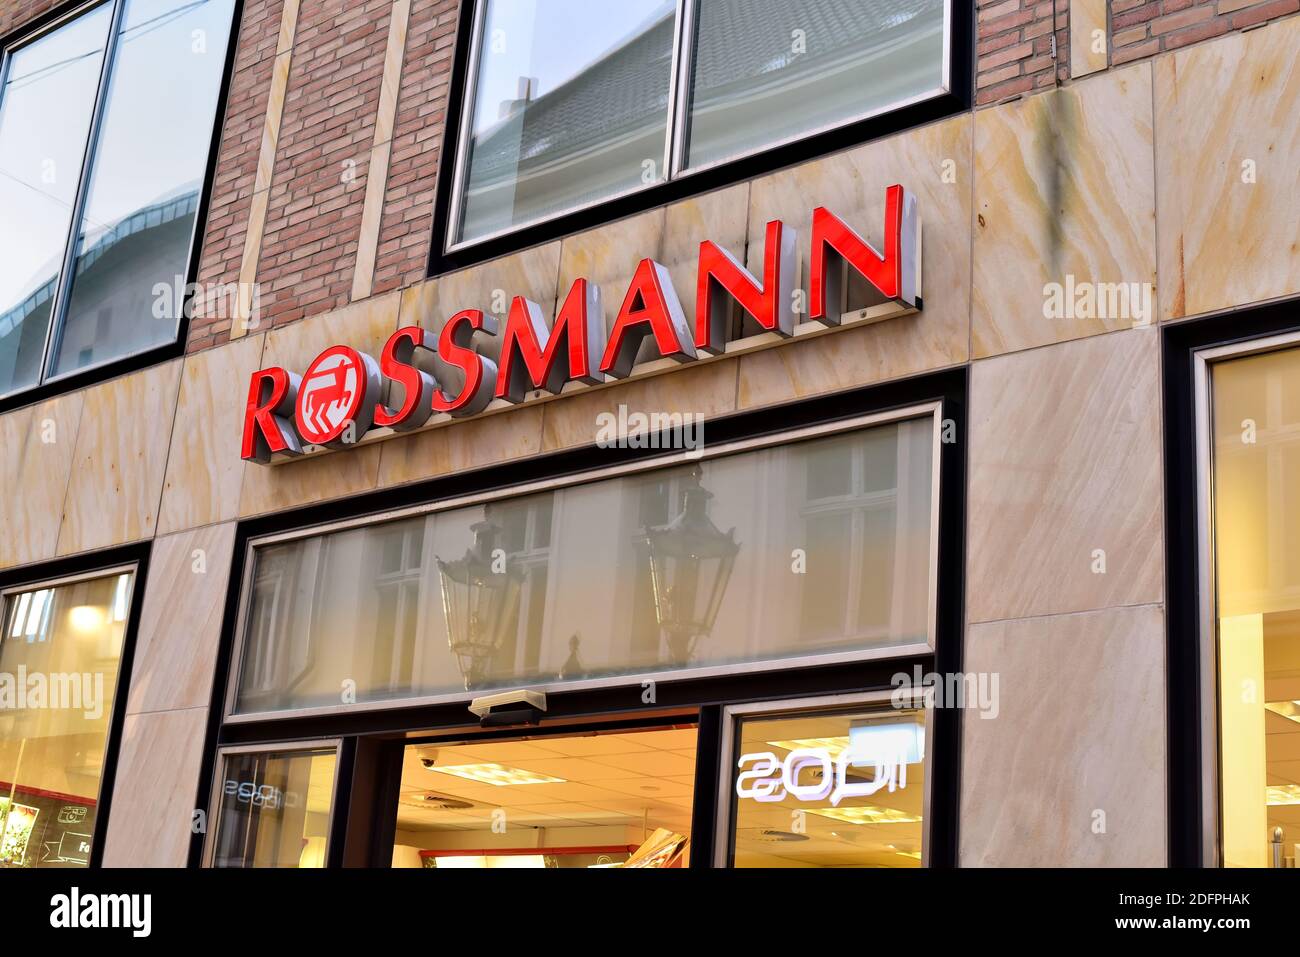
[1112,0,1300,63]
[371,0,460,295]
[254,0,393,329]
[976,0,1066,105]
[188,0,282,351]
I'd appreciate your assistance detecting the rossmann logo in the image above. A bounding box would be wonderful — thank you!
[241,186,921,463]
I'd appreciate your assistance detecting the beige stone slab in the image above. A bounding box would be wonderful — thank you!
[738,114,971,406]
[158,335,266,534]
[351,139,392,302]
[972,64,1156,357]
[960,604,1166,867]
[1070,0,1108,79]
[238,294,401,516]
[377,404,545,487]
[276,0,301,56]
[0,392,83,570]
[399,242,562,389]
[557,209,666,366]
[662,182,750,324]
[967,327,1164,622]
[58,361,183,556]
[1155,15,1300,321]
[100,707,208,867]
[540,359,737,452]
[127,523,236,715]
[373,0,411,147]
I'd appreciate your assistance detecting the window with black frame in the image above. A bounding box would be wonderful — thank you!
[447,0,950,248]
[0,0,236,399]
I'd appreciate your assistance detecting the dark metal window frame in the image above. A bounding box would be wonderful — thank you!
[428,0,973,276]
[1164,298,1300,867]
[0,540,152,869]
[190,366,968,868]
[0,0,244,417]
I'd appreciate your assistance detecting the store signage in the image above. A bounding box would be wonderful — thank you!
[242,185,921,464]
[735,746,909,806]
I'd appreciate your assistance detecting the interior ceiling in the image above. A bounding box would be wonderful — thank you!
[396,726,698,839]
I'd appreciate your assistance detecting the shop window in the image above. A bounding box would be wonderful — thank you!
[719,697,926,867]
[393,726,696,869]
[208,746,339,868]
[447,0,950,248]
[1208,344,1300,866]
[0,568,134,868]
[230,412,937,718]
[0,0,236,398]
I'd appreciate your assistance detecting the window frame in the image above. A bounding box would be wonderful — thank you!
[201,738,344,868]
[1191,327,1300,867]
[437,0,963,261]
[0,544,149,869]
[221,401,945,725]
[0,0,243,412]
[713,688,933,868]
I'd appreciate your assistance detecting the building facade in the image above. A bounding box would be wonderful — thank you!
[0,0,1297,869]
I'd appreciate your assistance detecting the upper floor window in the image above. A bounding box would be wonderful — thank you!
[0,0,236,400]
[447,0,950,249]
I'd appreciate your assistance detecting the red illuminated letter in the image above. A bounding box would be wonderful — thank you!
[374,326,436,431]
[809,185,919,325]
[496,278,604,403]
[242,367,301,464]
[432,309,499,417]
[599,259,695,379]
[695,218,795,354]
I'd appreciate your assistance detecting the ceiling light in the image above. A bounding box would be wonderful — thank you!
[808,806,922,825]
[1264,701,1300,723]
[425,763,566,786]
[1267,784,1300,806]
[68,605,105,634]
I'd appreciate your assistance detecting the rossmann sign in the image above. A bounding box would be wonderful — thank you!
[242,185,920,464]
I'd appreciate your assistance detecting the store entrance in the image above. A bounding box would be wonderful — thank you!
[391,723,698,868]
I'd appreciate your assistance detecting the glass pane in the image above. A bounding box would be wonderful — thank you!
[234,416,935,716]
[50,0,235,376]
[1211,347,1300,867]
[210,748,337,868]
[393,726,694,868]
[454,0,674,245]
[0,569,133,868]
[685,0,947,170]
[729,706,925,867]
[0,4,112,395]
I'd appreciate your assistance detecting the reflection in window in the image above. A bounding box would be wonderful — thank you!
[1211,346,1300,866]
[209,748,337,868]
[456,0,674,243]
[450,0,950,247]
[234,417,935,716]
[685,0,946,169]
[0,0,235,395]
[728,706,926,867]
[0,570,134,868]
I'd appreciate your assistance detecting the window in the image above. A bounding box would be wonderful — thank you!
[0,567,134,868]
[393,725,696,868]
[0,0,236,398]
[207,745,340,868]
[448,0,950,248]
[1207,343,1300,866]
[229,411,938,718]
[720,695,928,867]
